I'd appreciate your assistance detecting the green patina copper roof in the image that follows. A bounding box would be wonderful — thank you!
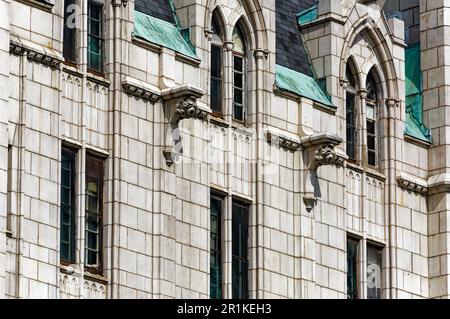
[296,5,318,25]
[275,64,334,107]
[405,43,431,143]
[133,10,198,60]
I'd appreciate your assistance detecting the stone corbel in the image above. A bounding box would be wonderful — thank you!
[161,85,209,166]
[397,172,428,195]
[301,133,348,212]
[10,37,63,69]
[122,76,161,103]
[266,128,301,152]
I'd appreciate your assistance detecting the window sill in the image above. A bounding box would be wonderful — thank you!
[16,0,54,12]
[60,263,81,276]
[210,115,229,127]
[231,119,249,131]
[84,271,108,285]
[87,71,110,87]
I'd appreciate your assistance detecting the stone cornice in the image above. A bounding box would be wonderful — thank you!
[397,172,428,195]
[10,37,63,69]
[266,128,301,152]
[427,173,450,194]
[122,76,161,103]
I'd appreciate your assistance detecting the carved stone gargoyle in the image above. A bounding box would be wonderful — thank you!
[161,85,210,166]
[300,133,348,212]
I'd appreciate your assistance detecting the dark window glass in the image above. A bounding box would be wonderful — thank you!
[367,108,377,166]
[87,1,103,72]
[210,196,222,299]
[6,145,12,234]
[85,156,104,272]
[367,245,383,299]
[63,0,77,63]
[232,201,249,299]
[210,45,222,113]
[233,55,245,121]
[61,148,77,263]
[347,238,358,299]
[346,92,356,160]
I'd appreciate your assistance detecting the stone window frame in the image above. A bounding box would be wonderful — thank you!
[207,9,253,125]
[344,60,384,170]
[231,23,247,123]
[84,154,106,275]
[63,0,78,65]
[59,142,108,278]
[210,12,225,116]
[209,188,252,299]
[87,0,105,74]
[60,146,78,265]
[210,193,224,299]
[346,233,386,299]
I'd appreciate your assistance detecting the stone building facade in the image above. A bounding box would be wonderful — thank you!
[0,0,447,299]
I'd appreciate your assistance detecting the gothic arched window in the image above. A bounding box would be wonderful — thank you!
[366,73,378,167]
[346,64,358,161]
[210,14,224,114]
[232,24,247,122]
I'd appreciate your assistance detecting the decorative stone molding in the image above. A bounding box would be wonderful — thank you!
[161,85,209,166]
[314,143,347,167]
[386,98,400,108]
[266,128,301,152]
[301,133,348,212]
[10,37,63,69]
[397,173,427,195]
[122,77,161,103]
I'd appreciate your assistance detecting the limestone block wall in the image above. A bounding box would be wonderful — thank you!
[0,0,10,301]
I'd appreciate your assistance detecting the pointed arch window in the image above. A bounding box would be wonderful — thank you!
[346,65,357,161]
[210,15,223,114]
[232,25,247,122]
[366,73,378,167]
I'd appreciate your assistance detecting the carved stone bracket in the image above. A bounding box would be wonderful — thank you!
[161,85,209,166]
[10,37,63,69]
[266,128,301,152]
[122,77,161,103]
[301,133,348,212]
[397,173,428,195]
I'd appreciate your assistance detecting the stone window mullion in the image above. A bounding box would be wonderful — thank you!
[358,90,368,165]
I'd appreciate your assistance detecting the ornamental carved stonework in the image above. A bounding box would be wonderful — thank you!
[314,143,345,167]
[122,82,160,103]
[10,41,61,69]
[174,95,209,122]
[397,176,428,195]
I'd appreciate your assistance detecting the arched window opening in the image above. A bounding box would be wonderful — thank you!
[346,64,358,161]
[232,24,247,122]
[210,14,224,114]
[366,73,378,167]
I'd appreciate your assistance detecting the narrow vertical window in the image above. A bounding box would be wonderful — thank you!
[366,74,378,167]
[232,25,246,122]
[85,156,104,272]
[6,145,13,236]
[210,195,223,299]
[346,66,357,161]
[367,244,383,299]
[232,201,249,299]
[210,15,223,114]
[87,0,103,72]
[346,92,356,160]
[61,148,77,263]
[63,0,77,63]
[347,237,359,299]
